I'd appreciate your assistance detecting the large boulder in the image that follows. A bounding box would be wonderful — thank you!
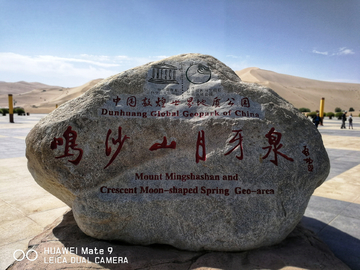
[26,53,330,251]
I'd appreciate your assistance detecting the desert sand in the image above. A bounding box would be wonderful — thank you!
[0,68,359,114]
[0,79,103,113]
[236,67,360,114]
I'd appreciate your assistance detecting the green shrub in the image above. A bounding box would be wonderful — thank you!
[326,112,335,119]
[349,107,355,112]
[307,112,317,119]
[298,107,311,112]
[1,108,8,116]
[14,108,25,115]
[335,107,342,113]
[335,112,343,119]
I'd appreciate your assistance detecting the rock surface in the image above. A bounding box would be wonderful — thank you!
[8,211,350,270]
[26,53,330,251]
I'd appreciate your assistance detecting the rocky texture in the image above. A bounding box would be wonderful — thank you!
[26,53,330,251]
[8,211,350,270]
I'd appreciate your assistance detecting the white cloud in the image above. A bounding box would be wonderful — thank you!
[38,55,120,67]
[312,49,329,56]
[224,55,252,71]
[0,53,168,87]
[337,47,355,55]
[226,55,241,59]
[150,55,170,60]
[311,47,355,56]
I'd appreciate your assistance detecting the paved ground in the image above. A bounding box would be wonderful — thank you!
[0,114,69,270]
[302,119,360,270]
[0,114,359,269]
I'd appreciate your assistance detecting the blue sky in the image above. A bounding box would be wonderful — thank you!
[0,0,359,87]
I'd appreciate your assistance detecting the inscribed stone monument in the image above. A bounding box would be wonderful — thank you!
[26,53,330,251]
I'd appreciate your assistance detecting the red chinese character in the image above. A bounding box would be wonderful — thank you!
[155,97,166,108]
[149,137,176,151]
[104,127,130,169]
[127,96,137,107]
[304,157,314,172]
[196,130,206,163]
[142,97,152,107]
[226,98,235,106]
[50,126,83,165]
[262,127,294,166]
[212,97,221,107]
[241,97,250,107]
[50,137,63,150]
[197,99,208,106]
[302,146,310,156]
[224,130,244,160]
[171,100,181,106]
[186,97,194,108]
[113,96,121,106]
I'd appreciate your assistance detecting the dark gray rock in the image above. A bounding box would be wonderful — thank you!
[26,53,330,251]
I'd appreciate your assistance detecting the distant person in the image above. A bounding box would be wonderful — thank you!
[313,113,321,129]
[341,111,347,129]
[349,113,353,129]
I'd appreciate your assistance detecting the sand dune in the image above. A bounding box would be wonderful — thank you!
[236,68,360,113]
[1,68,359,114]
[0,81,61,95]
[0,79,103,113]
